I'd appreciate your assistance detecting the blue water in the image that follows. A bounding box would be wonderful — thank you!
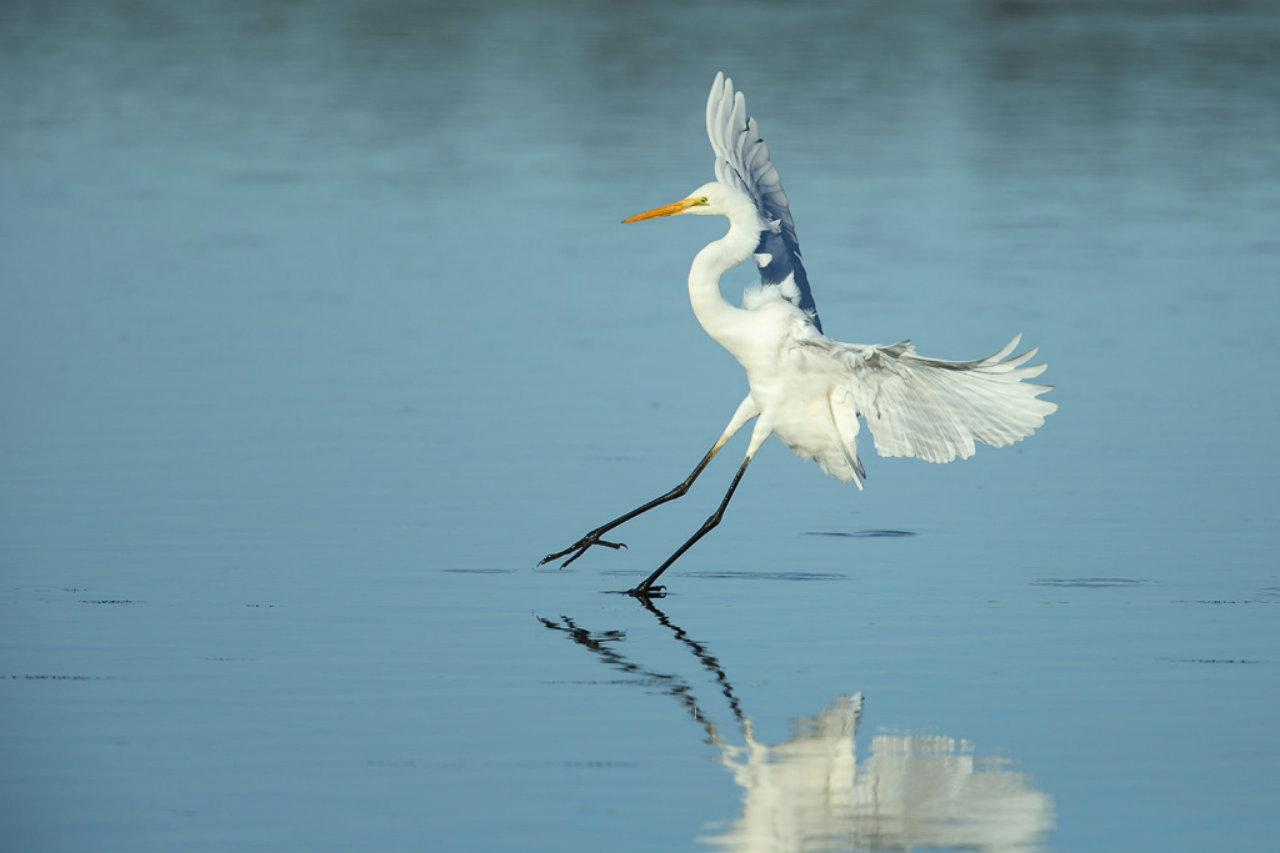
[3,2,1278,851]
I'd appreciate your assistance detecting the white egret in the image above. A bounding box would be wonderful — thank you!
[542,73,1056,597]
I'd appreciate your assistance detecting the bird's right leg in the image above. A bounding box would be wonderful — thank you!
[539,396,759,569]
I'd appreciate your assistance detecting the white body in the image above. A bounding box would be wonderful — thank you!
[678,180,1055,487]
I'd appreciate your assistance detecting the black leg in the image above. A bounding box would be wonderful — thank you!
[539,442,723,569]
[630,454,753,598]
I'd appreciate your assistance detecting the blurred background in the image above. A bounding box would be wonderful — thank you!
[2,1,1278,851]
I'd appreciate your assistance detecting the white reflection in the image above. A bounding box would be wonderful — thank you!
[539,609,1052,852]
[703,694,1052,853]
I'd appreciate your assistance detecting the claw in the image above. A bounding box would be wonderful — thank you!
[539,535,629,569]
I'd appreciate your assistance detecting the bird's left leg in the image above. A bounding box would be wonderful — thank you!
[540,396,759,569]
[630,417,773,598]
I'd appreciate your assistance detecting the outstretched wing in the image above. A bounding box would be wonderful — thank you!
[706,72,822,332]
[829,335,1057,464]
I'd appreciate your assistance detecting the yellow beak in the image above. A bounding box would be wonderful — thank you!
[622,196,707,223]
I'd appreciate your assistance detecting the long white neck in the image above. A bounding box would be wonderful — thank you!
[688,209,760,354]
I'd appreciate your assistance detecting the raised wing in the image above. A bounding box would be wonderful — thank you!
[706,72,822,332]
[832,335,1057,464]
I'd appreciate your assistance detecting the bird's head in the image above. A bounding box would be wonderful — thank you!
[622,182,749,223]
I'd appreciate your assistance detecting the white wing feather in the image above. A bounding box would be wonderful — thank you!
[705,72,797,247]
[815,334,1058,464]
[706,72,823,328]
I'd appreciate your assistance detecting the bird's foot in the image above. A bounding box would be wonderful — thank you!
[538,533,627,569]
[628,583,666,599]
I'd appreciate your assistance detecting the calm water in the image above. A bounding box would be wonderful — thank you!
[3,2,1279,851]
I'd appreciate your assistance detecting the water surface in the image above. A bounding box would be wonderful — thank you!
[2,2,1278,851]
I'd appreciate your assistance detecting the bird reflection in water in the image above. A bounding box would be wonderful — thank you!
[539,601,1053,853]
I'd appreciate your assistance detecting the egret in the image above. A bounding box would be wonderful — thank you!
[541,73,1056,598]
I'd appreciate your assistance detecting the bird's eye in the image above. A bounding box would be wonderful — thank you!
[696,196,709,205]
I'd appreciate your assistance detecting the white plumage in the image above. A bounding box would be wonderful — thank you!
[541,73,1056,597]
